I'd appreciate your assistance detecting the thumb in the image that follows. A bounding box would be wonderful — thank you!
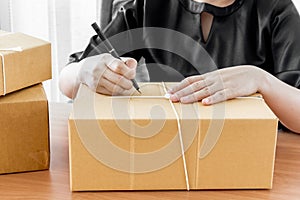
[121,57,138,70]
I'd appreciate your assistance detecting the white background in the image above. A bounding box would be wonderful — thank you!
[0,0,101,102]
[0,0,300,102]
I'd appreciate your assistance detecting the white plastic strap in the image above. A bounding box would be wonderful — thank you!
[111,95,169,99]
[235,96,263,100]
[0,47,23,52]
[0,47,23,95]
[161,82,190,191]
[0,52,7,95]
[110,82,190,190]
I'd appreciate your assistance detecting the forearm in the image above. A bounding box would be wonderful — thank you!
[259,70,300,133]
[59,62,81,99]
[59,54,138,99]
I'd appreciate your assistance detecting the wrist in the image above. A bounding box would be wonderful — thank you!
[71,60,87,99]
[256,68,273,96]
[77,56,98,85]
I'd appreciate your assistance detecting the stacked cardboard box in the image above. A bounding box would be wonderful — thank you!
[69,83,278,191]
[0,31,51,174]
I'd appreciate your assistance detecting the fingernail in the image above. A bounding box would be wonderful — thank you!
[170,94,178,101]
[180,97,188,103]
[202,98,210,104]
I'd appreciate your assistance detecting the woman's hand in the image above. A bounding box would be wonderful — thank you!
[169,65,267,105]
[78,53,137,96]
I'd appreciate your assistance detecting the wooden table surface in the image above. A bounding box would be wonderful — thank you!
[0,102,299,200]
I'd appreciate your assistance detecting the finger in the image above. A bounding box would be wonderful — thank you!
[122,86,137,96]
[180,79,228,104]
[179,86,212,104]
[99,77,126,95]
[170,80,208,102]
[102,68,133,90]
[169,76,204,94]
[95,86,111,96]
[97,80,136,96]
[106,58,136,80]
[121,57,138,70]
[202,89,230,105]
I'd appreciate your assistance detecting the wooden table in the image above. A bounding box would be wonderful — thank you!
[0,102,299,200]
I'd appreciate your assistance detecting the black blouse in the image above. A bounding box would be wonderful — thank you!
[69,0,300,88]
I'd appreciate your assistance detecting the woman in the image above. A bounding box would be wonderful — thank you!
[59,0,300,133]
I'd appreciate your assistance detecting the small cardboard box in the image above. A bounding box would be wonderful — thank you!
[0,84,50,174]
[69,83,278,191]
[0,31,52,96]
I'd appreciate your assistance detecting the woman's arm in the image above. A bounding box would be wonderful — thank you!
[169,65,300,134]
[59,62,81,99]
[59,0,143,99]
[259,70,300,133]
[59,54,137,99]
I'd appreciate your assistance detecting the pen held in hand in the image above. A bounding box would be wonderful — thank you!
[91,22,141,94]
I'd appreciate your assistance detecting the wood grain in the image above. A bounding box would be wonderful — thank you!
[0,102,299,200]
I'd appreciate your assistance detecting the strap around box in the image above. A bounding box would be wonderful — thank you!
[0,47,23,95]
[112,82,190,190]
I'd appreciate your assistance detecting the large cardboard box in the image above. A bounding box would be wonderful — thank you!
[0,31,52,96]
[69,83,278,191]
[0,84,50,174]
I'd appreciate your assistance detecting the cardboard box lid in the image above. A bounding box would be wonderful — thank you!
[0,84,47,103]
[71,83,277,120]
[0,31,52,96]
[0,32,49,53]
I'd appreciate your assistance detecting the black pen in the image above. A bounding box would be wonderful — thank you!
[91,22,141,94]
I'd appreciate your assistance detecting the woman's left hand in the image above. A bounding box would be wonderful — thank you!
[169,65,267,105]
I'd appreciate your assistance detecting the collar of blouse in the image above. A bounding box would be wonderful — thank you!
[180,0,244,16]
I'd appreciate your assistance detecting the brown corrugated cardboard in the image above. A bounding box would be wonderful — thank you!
[0,31,52,96]
[68,83,278,191]
[0,84,50,174]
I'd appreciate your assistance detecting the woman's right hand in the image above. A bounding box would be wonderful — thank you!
[78,53,137,96]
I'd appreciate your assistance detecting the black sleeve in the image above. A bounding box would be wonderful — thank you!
[271,0,300,89]
[68,0,144,64]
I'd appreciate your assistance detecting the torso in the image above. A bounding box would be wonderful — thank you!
[141,0,272,81]
[77,0,300,86]
[194,0,236,42]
